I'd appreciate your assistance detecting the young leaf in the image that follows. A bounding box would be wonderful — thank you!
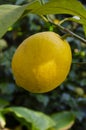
[51,111,75,130]
[4,107,55,130]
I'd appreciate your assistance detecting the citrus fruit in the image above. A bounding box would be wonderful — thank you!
[12,31,72,93]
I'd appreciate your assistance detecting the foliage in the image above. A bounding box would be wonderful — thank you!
[0,0,86,130]
[1,0,86,38]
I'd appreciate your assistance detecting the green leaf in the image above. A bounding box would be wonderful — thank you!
[28,0,86,16]
[51,111,75,130]
[0,1,40,38]
[26,0,86,35]
[0,83,15,94]
[83,24,86,36]
[1,0,86,37]
[0,4,25,38]
[4,107,55,130]
[0,98,9,108]
[0,111,6,128]
[72,110,85,121]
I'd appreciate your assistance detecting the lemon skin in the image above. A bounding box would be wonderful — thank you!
[12,32,72,93]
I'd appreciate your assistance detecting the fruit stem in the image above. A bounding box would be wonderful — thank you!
[58,24,86,44]
[50,20,86,44]
[40,15,86,44]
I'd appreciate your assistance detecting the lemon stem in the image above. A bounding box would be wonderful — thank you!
[58,24,86,44]
[39,13,86,44]
[49,20,86,44]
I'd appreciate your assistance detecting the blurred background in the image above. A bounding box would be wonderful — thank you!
[0,0,86,130]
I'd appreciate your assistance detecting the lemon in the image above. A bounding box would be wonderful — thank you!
[12,32,72,93]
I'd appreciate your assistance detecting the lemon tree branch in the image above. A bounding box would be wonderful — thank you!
[54,23,86,44]
[39,0,86,44]
[43,15,86,44]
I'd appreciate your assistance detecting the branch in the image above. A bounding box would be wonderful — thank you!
[72,62,86,64]
[51,21,86,44]
[39,0,86,44]
[40,15,86,44]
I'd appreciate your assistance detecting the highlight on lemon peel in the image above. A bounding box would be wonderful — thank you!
[12,31,72,93]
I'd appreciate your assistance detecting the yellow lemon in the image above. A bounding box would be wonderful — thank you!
[12,32,72,93]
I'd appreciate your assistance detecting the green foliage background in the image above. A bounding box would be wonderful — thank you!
[0,0,86,130]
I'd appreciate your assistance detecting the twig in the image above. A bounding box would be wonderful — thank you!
[40,14,86,44]
[72,62,86,64]
[51,21,86,44]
